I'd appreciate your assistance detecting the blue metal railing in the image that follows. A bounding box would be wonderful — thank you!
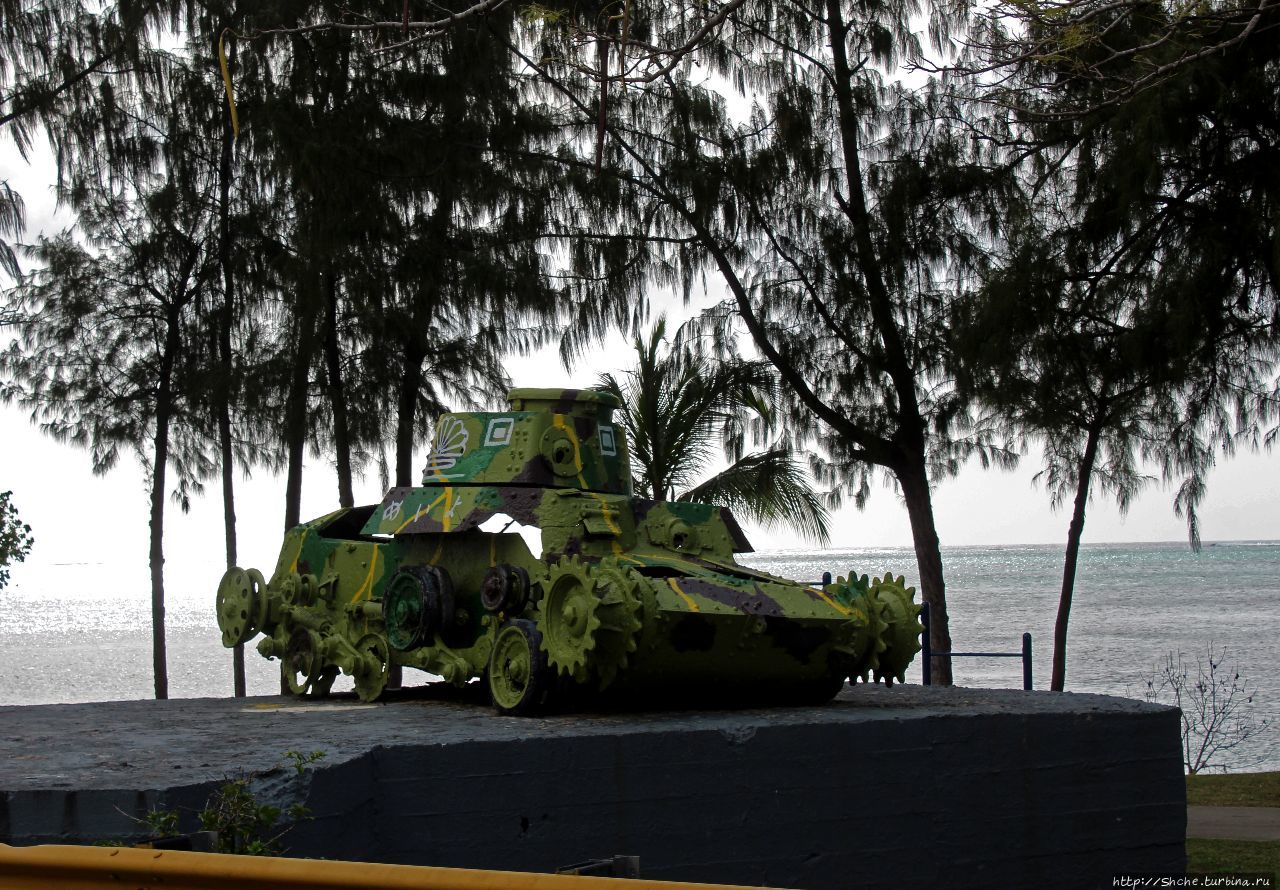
[921,602,1033,690]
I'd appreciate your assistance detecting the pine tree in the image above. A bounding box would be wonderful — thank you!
[1,63,223,696]
[505,0,1021,683]
[956,0,1280,689]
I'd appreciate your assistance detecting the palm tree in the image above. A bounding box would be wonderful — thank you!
[598,319,831,544]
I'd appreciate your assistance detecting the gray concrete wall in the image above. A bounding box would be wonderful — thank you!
[0,685,1185,888]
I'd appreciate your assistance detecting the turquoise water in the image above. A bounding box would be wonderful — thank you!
[2,541,1275,769]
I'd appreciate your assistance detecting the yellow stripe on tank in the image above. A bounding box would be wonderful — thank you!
[812,587,853,617]
[553,414,589,488]
[667,578,701,612]
[395,491,448,534]
[442,486,454,531]
[284,538,303,576]
[587,493,622,534]
[349,547,380,604]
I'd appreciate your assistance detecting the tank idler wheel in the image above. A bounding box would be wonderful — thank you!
[481,563,531,615]
[384,566,458,651]
[487,619,552,717]
[384,567,436,651]
[283,626,323,696]
[352,633,391,702]
[216,567,268,647]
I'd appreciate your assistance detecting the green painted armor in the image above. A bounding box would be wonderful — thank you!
[216,388,922,713]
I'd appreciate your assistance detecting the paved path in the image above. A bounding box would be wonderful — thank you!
[1187,806,1280,841]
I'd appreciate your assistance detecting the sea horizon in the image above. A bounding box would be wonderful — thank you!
[4,539,1276,772]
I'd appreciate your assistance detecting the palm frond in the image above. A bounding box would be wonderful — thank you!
[680,448,831,545]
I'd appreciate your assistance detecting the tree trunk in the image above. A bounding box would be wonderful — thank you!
[283,312,316,532]
[149,304,183,700]
[281,316,316,694]
[898,459,953,686]
[395,344,425,487]
[216,34,244,696]
[826,0,950,686]
[323,269,354,508]
[1051,421,1104,691]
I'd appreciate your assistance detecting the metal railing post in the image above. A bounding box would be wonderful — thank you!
[1022,632,1033,691]
[821,571,832,586]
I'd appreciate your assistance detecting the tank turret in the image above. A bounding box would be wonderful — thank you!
[215,386,922,714]
[417,389,631,494]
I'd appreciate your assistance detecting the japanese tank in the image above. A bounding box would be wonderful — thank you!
[215,388,923,714]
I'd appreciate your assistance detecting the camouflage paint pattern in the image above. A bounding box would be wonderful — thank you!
[215,388,922,713]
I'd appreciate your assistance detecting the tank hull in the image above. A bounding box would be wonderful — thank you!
[215,389,922,713]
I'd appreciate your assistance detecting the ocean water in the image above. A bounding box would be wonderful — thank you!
[2,541,1276,770]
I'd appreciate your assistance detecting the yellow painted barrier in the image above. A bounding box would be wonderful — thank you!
[0,844,775,890]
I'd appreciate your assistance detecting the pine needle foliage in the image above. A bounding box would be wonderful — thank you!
[954,0,1280,689]
[513,0,1026,682]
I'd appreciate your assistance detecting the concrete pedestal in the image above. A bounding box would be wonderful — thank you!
[0,685,1185,888]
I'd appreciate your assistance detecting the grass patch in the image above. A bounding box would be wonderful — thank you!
[1186,772,1280,808]
[1186,838,1280,875]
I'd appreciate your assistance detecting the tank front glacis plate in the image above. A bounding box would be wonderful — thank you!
[416,406,631,494]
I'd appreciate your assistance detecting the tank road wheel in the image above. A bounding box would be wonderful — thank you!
[487,619,552,716]
[869,573,924,685]
[352,633,391,702]
[216,567,268,647]
[481,564,531,616]
[282,626,323,695]
[535,557,643,687]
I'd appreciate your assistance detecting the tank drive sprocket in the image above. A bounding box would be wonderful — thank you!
[535,556,643,685]
[276,571,320,608]
[825,572,889,683]
[586,559,646,689]
[868,572,923,685]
